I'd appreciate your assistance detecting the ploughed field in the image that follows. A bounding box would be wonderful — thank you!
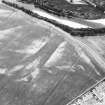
[1,1,105,105]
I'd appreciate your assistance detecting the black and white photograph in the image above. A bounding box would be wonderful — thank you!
[0,0,105,105]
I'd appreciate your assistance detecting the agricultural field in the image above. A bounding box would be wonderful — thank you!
[0,0,105,105]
